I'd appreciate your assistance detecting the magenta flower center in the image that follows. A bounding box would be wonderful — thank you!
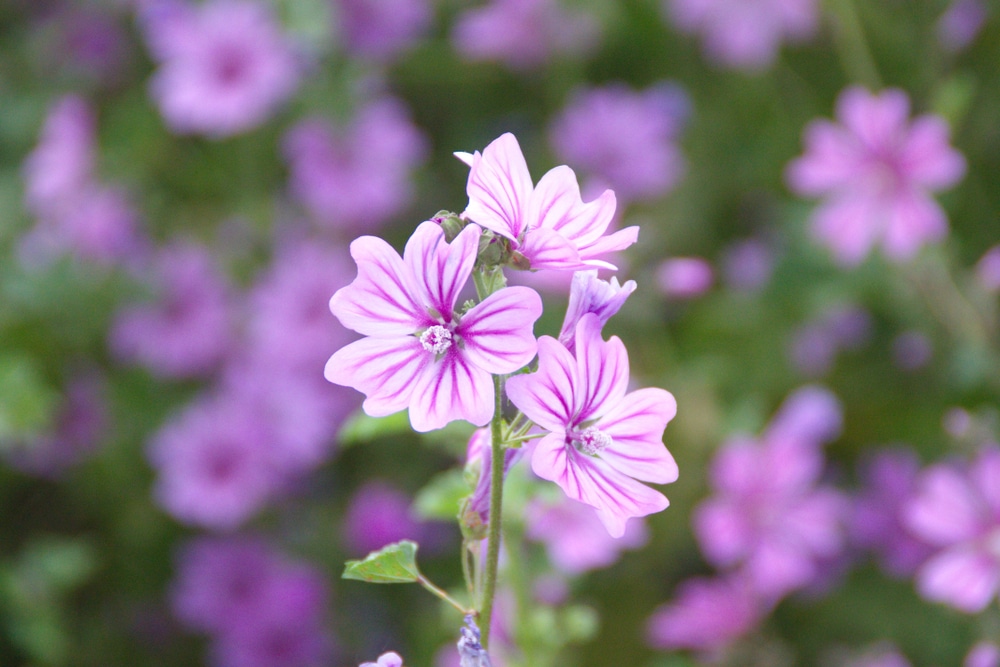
[419,325,453,354]
[574,426,612,456]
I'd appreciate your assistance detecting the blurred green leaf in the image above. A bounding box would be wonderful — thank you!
[338,410,412,447]
[0,352,57,447]
[412,470,471,521]
[342,540,420,584]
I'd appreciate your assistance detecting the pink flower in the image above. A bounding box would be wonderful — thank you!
[905,445,1000,613]
[557,270,636,353]
[656,257,713,299]
[786,87,966,265]
[694,392,846,598]
[283,99,428,231]
[326,221,542,432]
[525,495,648,573]
[457,133,638,272]
[22,95,94,217]
[966,642,1000,667]
[550,83,688,203]
[111,242,234,378]
[665,0,818,70]
[140,0,301,137]
[336,0,431,61]
[452,0,599,69]
[506,313,678,537]
[646,575,763,655]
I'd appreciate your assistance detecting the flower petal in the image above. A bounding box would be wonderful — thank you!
[463,133,532,241]
[506,336,577,432]
[574,313,629,423]
[409,349,494,432]
[531,434,669,538]
[528,166,614,248]
[403,221,479,319]
[330,236,426,336]
[325,336,429,417]
[518,225,584,271]
[597,387,679,484]
[905,464,984,546]
[917,546,999,613]
[459,285,542,374]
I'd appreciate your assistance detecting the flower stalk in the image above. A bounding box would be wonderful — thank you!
[479,372,506,647]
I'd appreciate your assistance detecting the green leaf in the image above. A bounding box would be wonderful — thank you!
[413,470,472,521]
[342,540,420,584]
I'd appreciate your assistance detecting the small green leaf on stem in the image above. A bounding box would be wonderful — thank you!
[342,540,420,584]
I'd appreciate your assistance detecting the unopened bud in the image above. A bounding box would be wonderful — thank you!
[433,211,466,242]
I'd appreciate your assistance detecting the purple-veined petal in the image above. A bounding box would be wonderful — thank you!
[518,225,585,271]
[531,434,669,538]
[558,271,637,350]
[325,336,429,417]
[506,336,577,433]
[577,225,639,265]
[403,221,479,320]
[459,285,542,374]
[528,166,615,248]
[597,387,679,484]
[574,313,629,423]
[329,235,426,336]
[409,348,494,432]
[463,133,532,241]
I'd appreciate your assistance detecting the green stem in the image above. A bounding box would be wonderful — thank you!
[479,373,506,647]
[827,0,882,89]
[417,573,472,615]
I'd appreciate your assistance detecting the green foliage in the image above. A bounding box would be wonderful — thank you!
[343,540,421,584]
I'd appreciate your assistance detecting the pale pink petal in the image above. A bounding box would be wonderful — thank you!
[528,166,616,248]
[517,225,584,270]
[881,191,948,261]
[783,488,845,556]
[577,225,639,267]
[811,195,883,265]
[694,499,752,566]
[747,539,816,597]
[329,236,426,336]
[403,221,479,319]
[464,133,532,241]
[839,87,910,151]
[906,466,985,545]
[708,438,762,496]
[409,349,494,432]
[506,336,577,432]
[573,313,629,422]
[458,285,542,374]
[597,387,679,484]
[325,336,429,416]
[531,434,669,538]
[917,547,999,613]
[900,117,966,189]
[786,121,862,195]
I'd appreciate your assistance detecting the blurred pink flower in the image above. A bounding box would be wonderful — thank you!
[525,495,648,573]
[149,395,280,529]
[111,242,234,378]
[851,448,935,578]
[550,83,688,203]
[664,0,818,70]
[656,257,713,299]
[506,313,679,537]
[938,0,986,53]
[646,575,763,655]
[23,95,95,215]
[787,87,966,265]
[283,98,428,231]
[342,481,427,555]
[336,0,432,60]
[966,642,1000,667]
[140,0,301,137]
[975,245,1000,291]
[457,133,637,271]
[452,0,598,69]
[326,221,542,432]
[361,653,404,667]
[905,445,1000,613]
[694,390,846,598]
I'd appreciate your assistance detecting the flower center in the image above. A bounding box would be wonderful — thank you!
[574,426,612,456]
[420,325,453,354]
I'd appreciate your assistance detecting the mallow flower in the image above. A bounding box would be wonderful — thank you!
[326,221,542,432]
[557,270,636,352]
[506,313,678,537]
[456,133,638,272]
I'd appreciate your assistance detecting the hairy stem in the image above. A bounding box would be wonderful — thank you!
[416,573,472,615]
[479,373,506,647]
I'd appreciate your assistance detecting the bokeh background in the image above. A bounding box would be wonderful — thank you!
[2,0,1000,666]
